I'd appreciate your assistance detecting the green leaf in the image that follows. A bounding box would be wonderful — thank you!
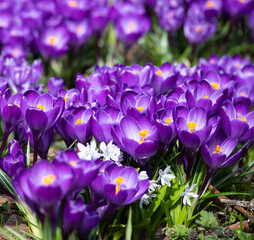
[20,230,42,240]
[0,169,18,197]
[0,227,16,240]
[113,230,124,240]
[6,227,27,240]
[125,206,132,240]
[201,192,250,200]
[26,138,30,168]
[147,185,167,217]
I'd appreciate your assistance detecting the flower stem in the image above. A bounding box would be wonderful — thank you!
[102,205,116,239]
[0,129,10,156]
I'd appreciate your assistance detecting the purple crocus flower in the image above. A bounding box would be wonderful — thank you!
[202,0,222,18]
[174,106,212,150]
[201,131,242,170]
[90,5,110,35]
[184,3,217,44]
[112,114,159,166]
[63,197,86,238]
[199,130,242,197]
[77,205,100,239]
[158,5,185,32]
[38,26,70,59]
[2,44,28,60]
[0,90,23,155]
[151,63,177,94]
[56,0,90,20]
[13,160,74,218]
[114,14,150,46]
[120,91,156,118]
[52,149,98,191]
[48,77,64,97]
[0,140,26,178]
[154,106,176,151]
[223,0,254,20]
[21,91,64,162]
[91,106,122,144]
[185,80,224,115]
[55,107,93,146]
[90,161,149,207]
[58,88,80,109]
[65,19,92,46]
[219,101,250,139]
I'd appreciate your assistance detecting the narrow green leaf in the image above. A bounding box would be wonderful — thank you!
[20,230,42,240]
[132,218,151,229]
[113,230,124,240]
[125,206,132,240]
[201,192,250,200]
[0,227,16,240]
[0,169,17,196]
[6,227,27,240]
[26,138,30,168]
[147,185,167,217]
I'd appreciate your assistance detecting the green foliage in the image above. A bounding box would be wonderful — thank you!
[195,211,218,230]
[167,224,190,240]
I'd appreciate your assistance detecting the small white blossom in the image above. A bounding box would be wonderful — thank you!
[148,180,161,193]
[157,165,175,187]
[180,183,198,206]
[138,171,149,180]
[100,140,123,164]
[139,180,161,209]
[77,140,102,160]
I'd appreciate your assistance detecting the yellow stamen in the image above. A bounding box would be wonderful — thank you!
[204,95,209,98]
[239,93,245,96]
[209,59,214,63]
[128,22,136,29]
[195,26,203,33]
[69,161,77,166]
[137,106,144,112]
[64,96,68,102]
[206,1,214,8]
[43,174,56,185]
[108,119,112,122]
[115,176,124,195]
[12,49,19,57]
[239,0,245,3]
[68,0,78,7]
[168,12,174,19]
[14,103,20,107]
[138,129,149,144]
[156,70,162,76]
[211,82,220,90]
[48,36,56,46]
[76,26,82,34]
[187,121,198,133]
[235,64,241,69]
[136,71,140,74]
[36,104,45,111]
[165,118,172,124]
[214,145,222,154]
[237,116,246,122]
[75,119,82,125]
[10,30,16,36]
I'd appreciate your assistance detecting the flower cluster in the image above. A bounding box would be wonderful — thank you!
[0,54,253,237]
[0,0,254,61]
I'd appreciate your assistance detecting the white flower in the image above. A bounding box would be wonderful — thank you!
[138,171,149,180]
[77,140,102,160]
[180,183,198,206]
[148,180,161,193]
[157,165,175,187]
[100,140,123,164]
[139,180,161,209]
